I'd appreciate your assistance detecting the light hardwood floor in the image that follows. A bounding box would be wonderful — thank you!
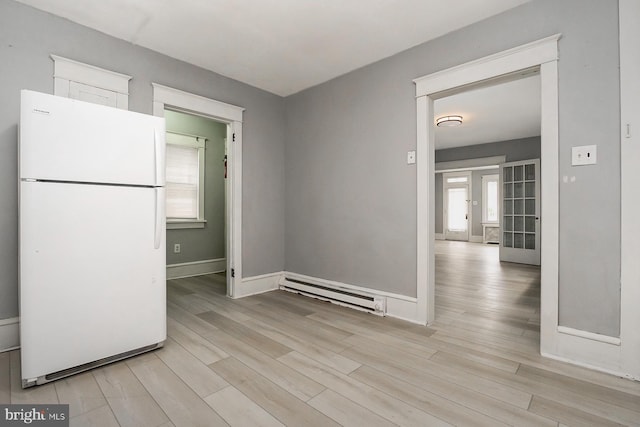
[2,240,640,426]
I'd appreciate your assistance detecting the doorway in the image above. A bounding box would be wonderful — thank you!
[443,171,472,241]
[152,83,244,298]
[413,35,560,356]
[164,110,229,289]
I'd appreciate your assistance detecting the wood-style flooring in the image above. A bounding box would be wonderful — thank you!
[2,240,639,426]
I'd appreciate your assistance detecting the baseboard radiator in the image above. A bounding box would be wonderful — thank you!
[280,278,385,315]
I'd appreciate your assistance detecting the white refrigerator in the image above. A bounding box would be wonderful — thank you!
[19,90,166,388]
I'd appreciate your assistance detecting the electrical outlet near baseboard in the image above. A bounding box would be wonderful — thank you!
[173,243,181,254]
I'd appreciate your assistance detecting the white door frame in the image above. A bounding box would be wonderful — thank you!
[414,35,560,344]
[152,84,244,298]
[620,0,640,380]
[443,171,472,241]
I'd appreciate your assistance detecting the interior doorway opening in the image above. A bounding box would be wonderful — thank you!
[164,109,230,292]
[152,83,244,298]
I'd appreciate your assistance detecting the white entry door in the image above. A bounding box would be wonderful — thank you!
[500,159,540,265]
[443,172,471,241]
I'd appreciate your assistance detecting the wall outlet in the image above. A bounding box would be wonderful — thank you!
[572,145,597,166]
[407,150,416,164]
[173,243,181,254]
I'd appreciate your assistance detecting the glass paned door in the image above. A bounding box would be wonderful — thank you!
[443,172,471,241]
[500,159,540,265]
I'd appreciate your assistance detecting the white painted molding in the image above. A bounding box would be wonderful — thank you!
[0,317,20,353]
[435,156,505,172]
[283,271,421,324]
[151,83,244,122]
[234,272,283,298]
[414,34,561,97]
[51,55,131,109]
[51,55,131,94]
[167,258,226,280]
[619,0,640,380]
[469,235,484,243]
[434,233,445,240]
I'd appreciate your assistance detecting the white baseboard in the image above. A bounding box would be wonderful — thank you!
[283,271,420,324]
[470,235,484,243]
[233,271,283,298]
[167,258,226,280]
[0,317,20,353]
[435,233,445,240]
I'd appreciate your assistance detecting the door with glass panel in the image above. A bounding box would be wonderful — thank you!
[500,159,540,265]
[443,172,471,241]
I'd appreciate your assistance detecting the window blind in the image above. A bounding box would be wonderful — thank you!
[166,142,200,219]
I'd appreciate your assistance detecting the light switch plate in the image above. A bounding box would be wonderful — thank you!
[407,150,416,164]
[572,145,597,166]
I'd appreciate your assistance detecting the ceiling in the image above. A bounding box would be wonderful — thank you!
[434,73,541,150]
[16,0,539,148]
[16,0,530,97]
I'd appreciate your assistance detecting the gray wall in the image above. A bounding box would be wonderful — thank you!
[0,0,285,320]
[165,111,227,265]
[435,137,542,236]
[284,0,621,336]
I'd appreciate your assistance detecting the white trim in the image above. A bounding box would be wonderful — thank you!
[51,55,131,109]
[152,84,243,298]
[166,258,226,280]
[620,0,640,380]
[557,326,621,346]
[435,233,445,240]
[415,36,560,336]
[414,34,561,97]
[234,272,283,298]
[435,156,505,172]
[152,84,244,122]
[167,219,206,230]
[0,317,20,352]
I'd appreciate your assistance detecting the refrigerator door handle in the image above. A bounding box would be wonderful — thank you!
[154,129,165,186]
[154,188,164,250]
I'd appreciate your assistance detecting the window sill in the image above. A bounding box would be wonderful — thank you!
[167,219,206,230]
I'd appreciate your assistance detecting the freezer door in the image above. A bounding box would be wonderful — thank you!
[20,90,165,186]
[19,181,166,381]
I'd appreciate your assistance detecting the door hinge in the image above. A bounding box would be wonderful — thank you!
[232,133,236,142]
[231,268,235,278]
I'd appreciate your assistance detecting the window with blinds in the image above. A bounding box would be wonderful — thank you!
[165,132,206,221]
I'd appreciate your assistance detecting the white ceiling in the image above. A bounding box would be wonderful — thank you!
[434,73,541,150]
[16,0,530,97]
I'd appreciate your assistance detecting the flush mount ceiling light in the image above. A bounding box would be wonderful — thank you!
[436,115,463,127]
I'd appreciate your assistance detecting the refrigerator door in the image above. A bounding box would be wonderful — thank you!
[20,181,166,381]
[20,90,165,187]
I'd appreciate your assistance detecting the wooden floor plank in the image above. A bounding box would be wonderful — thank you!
[127,353,229,427]
[54,371,107,418]
[209,357,339,427]
[307,389,397,427]
[279,351,452,426]
[204,385,286,427]
[93,361,171,427]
